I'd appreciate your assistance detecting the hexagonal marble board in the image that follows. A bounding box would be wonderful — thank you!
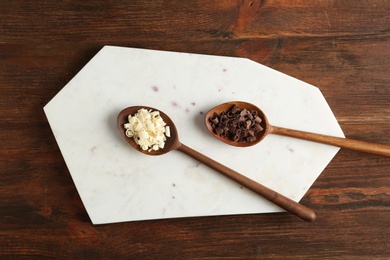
[44,46,344,224]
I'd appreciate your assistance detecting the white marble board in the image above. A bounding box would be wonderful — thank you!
[44,46,344,224]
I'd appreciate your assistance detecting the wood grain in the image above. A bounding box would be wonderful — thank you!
[1,0,389,258]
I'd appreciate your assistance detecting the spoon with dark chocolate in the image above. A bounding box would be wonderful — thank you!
[205,101,390,157]
[118,106,316,222]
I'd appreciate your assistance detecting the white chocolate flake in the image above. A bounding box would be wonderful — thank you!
[123,108,170,152]
[165,126,170,137]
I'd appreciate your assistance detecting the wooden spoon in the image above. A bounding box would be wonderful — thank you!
[118,106,316,222]
[205,101,390,157]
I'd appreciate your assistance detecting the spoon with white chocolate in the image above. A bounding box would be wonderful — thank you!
[118,106,316,222]
[205,101,390,157]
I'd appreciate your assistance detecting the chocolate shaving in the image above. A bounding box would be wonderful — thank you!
[209,105,264,143]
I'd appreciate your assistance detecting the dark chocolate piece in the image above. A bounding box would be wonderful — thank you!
[209,104,264,143]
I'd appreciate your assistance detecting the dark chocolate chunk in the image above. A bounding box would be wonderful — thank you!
[210,117,219,124]
[254,116,262,123]
[208,104,264,143]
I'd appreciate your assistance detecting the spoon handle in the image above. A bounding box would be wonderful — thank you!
[177,143,316,222]
[270,126,390,157]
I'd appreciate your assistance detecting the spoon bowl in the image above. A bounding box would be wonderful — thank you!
[117,106,180,156]
[117,105,317,222]
[206,101,390,157]
[205,101,269,147]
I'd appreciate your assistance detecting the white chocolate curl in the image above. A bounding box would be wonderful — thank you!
[124,108,170,152]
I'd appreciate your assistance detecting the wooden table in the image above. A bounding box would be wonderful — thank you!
[1,1,389,258]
